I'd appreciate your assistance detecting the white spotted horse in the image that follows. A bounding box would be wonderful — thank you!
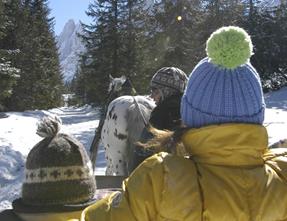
[100,76,155,176]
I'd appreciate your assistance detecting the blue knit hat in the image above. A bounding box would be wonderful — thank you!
[181,26,265,128]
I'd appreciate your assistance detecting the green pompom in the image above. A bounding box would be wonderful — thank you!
[206,26,253,69]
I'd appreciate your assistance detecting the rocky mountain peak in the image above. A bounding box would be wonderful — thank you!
[57,19,85,83]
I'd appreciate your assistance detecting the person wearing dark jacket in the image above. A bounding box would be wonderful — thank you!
[130,67,188,172]
[149,67,188,130]
[0,116,97,221]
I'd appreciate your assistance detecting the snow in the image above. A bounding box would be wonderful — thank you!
[0,86,287,211]
[260,0,281,8]
[264,86,287,145]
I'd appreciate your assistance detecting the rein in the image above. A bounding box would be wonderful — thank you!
[132,96,149,127]
[126,77,150,128]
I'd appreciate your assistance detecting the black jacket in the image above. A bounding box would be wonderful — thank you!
[149,94,182,131]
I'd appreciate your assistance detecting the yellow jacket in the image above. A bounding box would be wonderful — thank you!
[82,124,287,221]
[17,210,82,221]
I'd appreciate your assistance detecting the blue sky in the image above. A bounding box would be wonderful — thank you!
[48,0,93,35]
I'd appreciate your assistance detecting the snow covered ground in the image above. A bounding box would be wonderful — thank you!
[264,86,287,144]
[0,86,287,211]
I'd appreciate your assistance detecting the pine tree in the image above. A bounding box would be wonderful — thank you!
[78,1,110,104]
[76,0,128,104]
[119,0,151,93]
[200,0,246,40]
[7,0,63,110]
[0,0,20,111]
[242,2,287,91]
[151,0,204,73]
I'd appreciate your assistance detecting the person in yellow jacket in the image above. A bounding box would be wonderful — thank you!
[0,116,97,221]
[80,26,287,221]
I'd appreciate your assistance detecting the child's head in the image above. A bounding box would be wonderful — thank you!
[150,67,188,104]
[181,26,265,128]
[21,116,96,206]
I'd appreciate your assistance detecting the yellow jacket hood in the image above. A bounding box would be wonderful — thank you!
[181,123,268,166]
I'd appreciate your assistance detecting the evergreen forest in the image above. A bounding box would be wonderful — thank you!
[1,0,287,110]
[0,0,63,111]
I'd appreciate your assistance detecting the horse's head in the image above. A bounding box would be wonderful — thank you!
[108,75,127,93]
[108,75,137,98]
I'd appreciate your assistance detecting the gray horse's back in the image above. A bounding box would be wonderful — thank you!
[101,95,155,176]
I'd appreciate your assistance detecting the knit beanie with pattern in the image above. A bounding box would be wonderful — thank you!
[21,116,96,206]
[150,67,188,100]
[181,26,265,128]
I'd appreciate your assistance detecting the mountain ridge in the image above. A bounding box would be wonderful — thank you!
[56,19,85,83]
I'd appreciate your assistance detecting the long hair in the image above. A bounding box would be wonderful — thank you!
[137,125,190,156]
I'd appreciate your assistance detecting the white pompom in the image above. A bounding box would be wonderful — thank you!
[36,115,62,138]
